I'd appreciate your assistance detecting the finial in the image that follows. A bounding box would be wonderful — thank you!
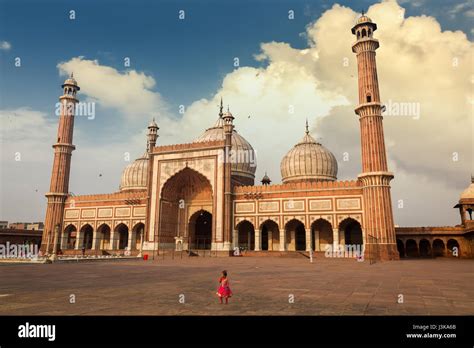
[227,105,230,113]
[219,97,223,118]
[471,174,474,183]
[305,119,309,135]
[361,9,365,16]
[70,72,74,78]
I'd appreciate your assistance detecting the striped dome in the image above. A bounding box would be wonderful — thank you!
[280,131,337,183]
[460,178,474,201]
[120,153,148,191]
[195,115,256,179]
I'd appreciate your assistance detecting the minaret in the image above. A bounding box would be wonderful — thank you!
[147,118,159,153]
[42,74,80,253]
[222,103,234,251]
[351,14,398,260]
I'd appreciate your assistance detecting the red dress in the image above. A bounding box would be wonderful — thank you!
[216,277,232,298]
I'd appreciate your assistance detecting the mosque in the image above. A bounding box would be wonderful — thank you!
[41,15,474,260]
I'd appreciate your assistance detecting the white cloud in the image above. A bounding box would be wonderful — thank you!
[57,57,168,119]
[0,41,11,51]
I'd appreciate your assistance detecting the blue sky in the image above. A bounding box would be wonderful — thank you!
[0,0,472,115]
[0,0,472,225]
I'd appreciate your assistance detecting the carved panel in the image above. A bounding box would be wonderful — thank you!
[65,210,79,219]
[235,202,255,213]
[283,200,304,212]
[133,206,146,217]
[98,208,113,218]
[81,209,95,218]
[115,207,131,217]
[336,198,361,210]
[309,199,332,211]
[258,201,279,213]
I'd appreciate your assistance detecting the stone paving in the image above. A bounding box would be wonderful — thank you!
[0,257,473,315]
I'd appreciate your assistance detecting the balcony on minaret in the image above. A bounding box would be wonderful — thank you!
[351,14,379,52]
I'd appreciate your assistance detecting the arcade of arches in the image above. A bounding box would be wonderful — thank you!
[234,217,363,252]
[59,222,145,254]
[396,237,465,258]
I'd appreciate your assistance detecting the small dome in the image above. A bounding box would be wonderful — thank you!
[120,153,148,191]
[280,129,337,183]
[460,177,474,201]
[356,14,372,24]
[195,116,256,179]
[148,118,158,129]
[61,73,80,90]
[261,172,271,185]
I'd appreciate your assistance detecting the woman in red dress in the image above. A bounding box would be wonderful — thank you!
[216,270,232,304]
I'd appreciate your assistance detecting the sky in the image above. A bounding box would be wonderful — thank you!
[0,0,473,227]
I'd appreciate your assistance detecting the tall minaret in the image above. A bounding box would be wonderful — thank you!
[147,118,159,153]
[222,102,234,252]
[351,14,398,260]
[42,74,80,253]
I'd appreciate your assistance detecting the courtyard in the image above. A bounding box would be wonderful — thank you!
[0,257,473,315]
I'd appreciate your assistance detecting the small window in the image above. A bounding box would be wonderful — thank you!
[357,31,360,39]
[362,28,367,37]
[366,95,371,102]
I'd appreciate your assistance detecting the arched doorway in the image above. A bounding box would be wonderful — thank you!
[189,210,212,249]
[406,239,418,257]
[396,239,405,258]
[260,220,279,251]
[160,167,213,249]
[447,239,460,257]
[97,224,111,250]
[285,219,305,251]
[339,218,363,246]
[63,224,77,250]
[132,223,145,251]
[80,224,93,250]
[115,223,129,250]
[433,239,445,257]
[419,239,431,258]
[237,220,255,251]
[312,219,333,252]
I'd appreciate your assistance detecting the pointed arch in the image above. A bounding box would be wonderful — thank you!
[285,218,306,251]
[311,218,333,252]
[236,219,255,251]
[259,219,280,251]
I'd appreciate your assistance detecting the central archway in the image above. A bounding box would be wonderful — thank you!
[160,167,213,249]
[189,210,212,249]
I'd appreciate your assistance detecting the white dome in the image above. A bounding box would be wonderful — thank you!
[120,153,148,191]
[195,116,256,179]
[280,131,338,183]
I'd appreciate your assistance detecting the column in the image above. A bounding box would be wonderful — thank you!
[279,229,285,251]
[233,229,239,249]
[332,229,339,248]
[315,229,321,251]
[255,229,261,251]
[305,228,312,251]
[60,231,68,250]
[75,230,84,250]
[268,231,273,251]
[289,230,295,251]
[92,229,101,251]
[109,230,117,250]
[128,229,137,250]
